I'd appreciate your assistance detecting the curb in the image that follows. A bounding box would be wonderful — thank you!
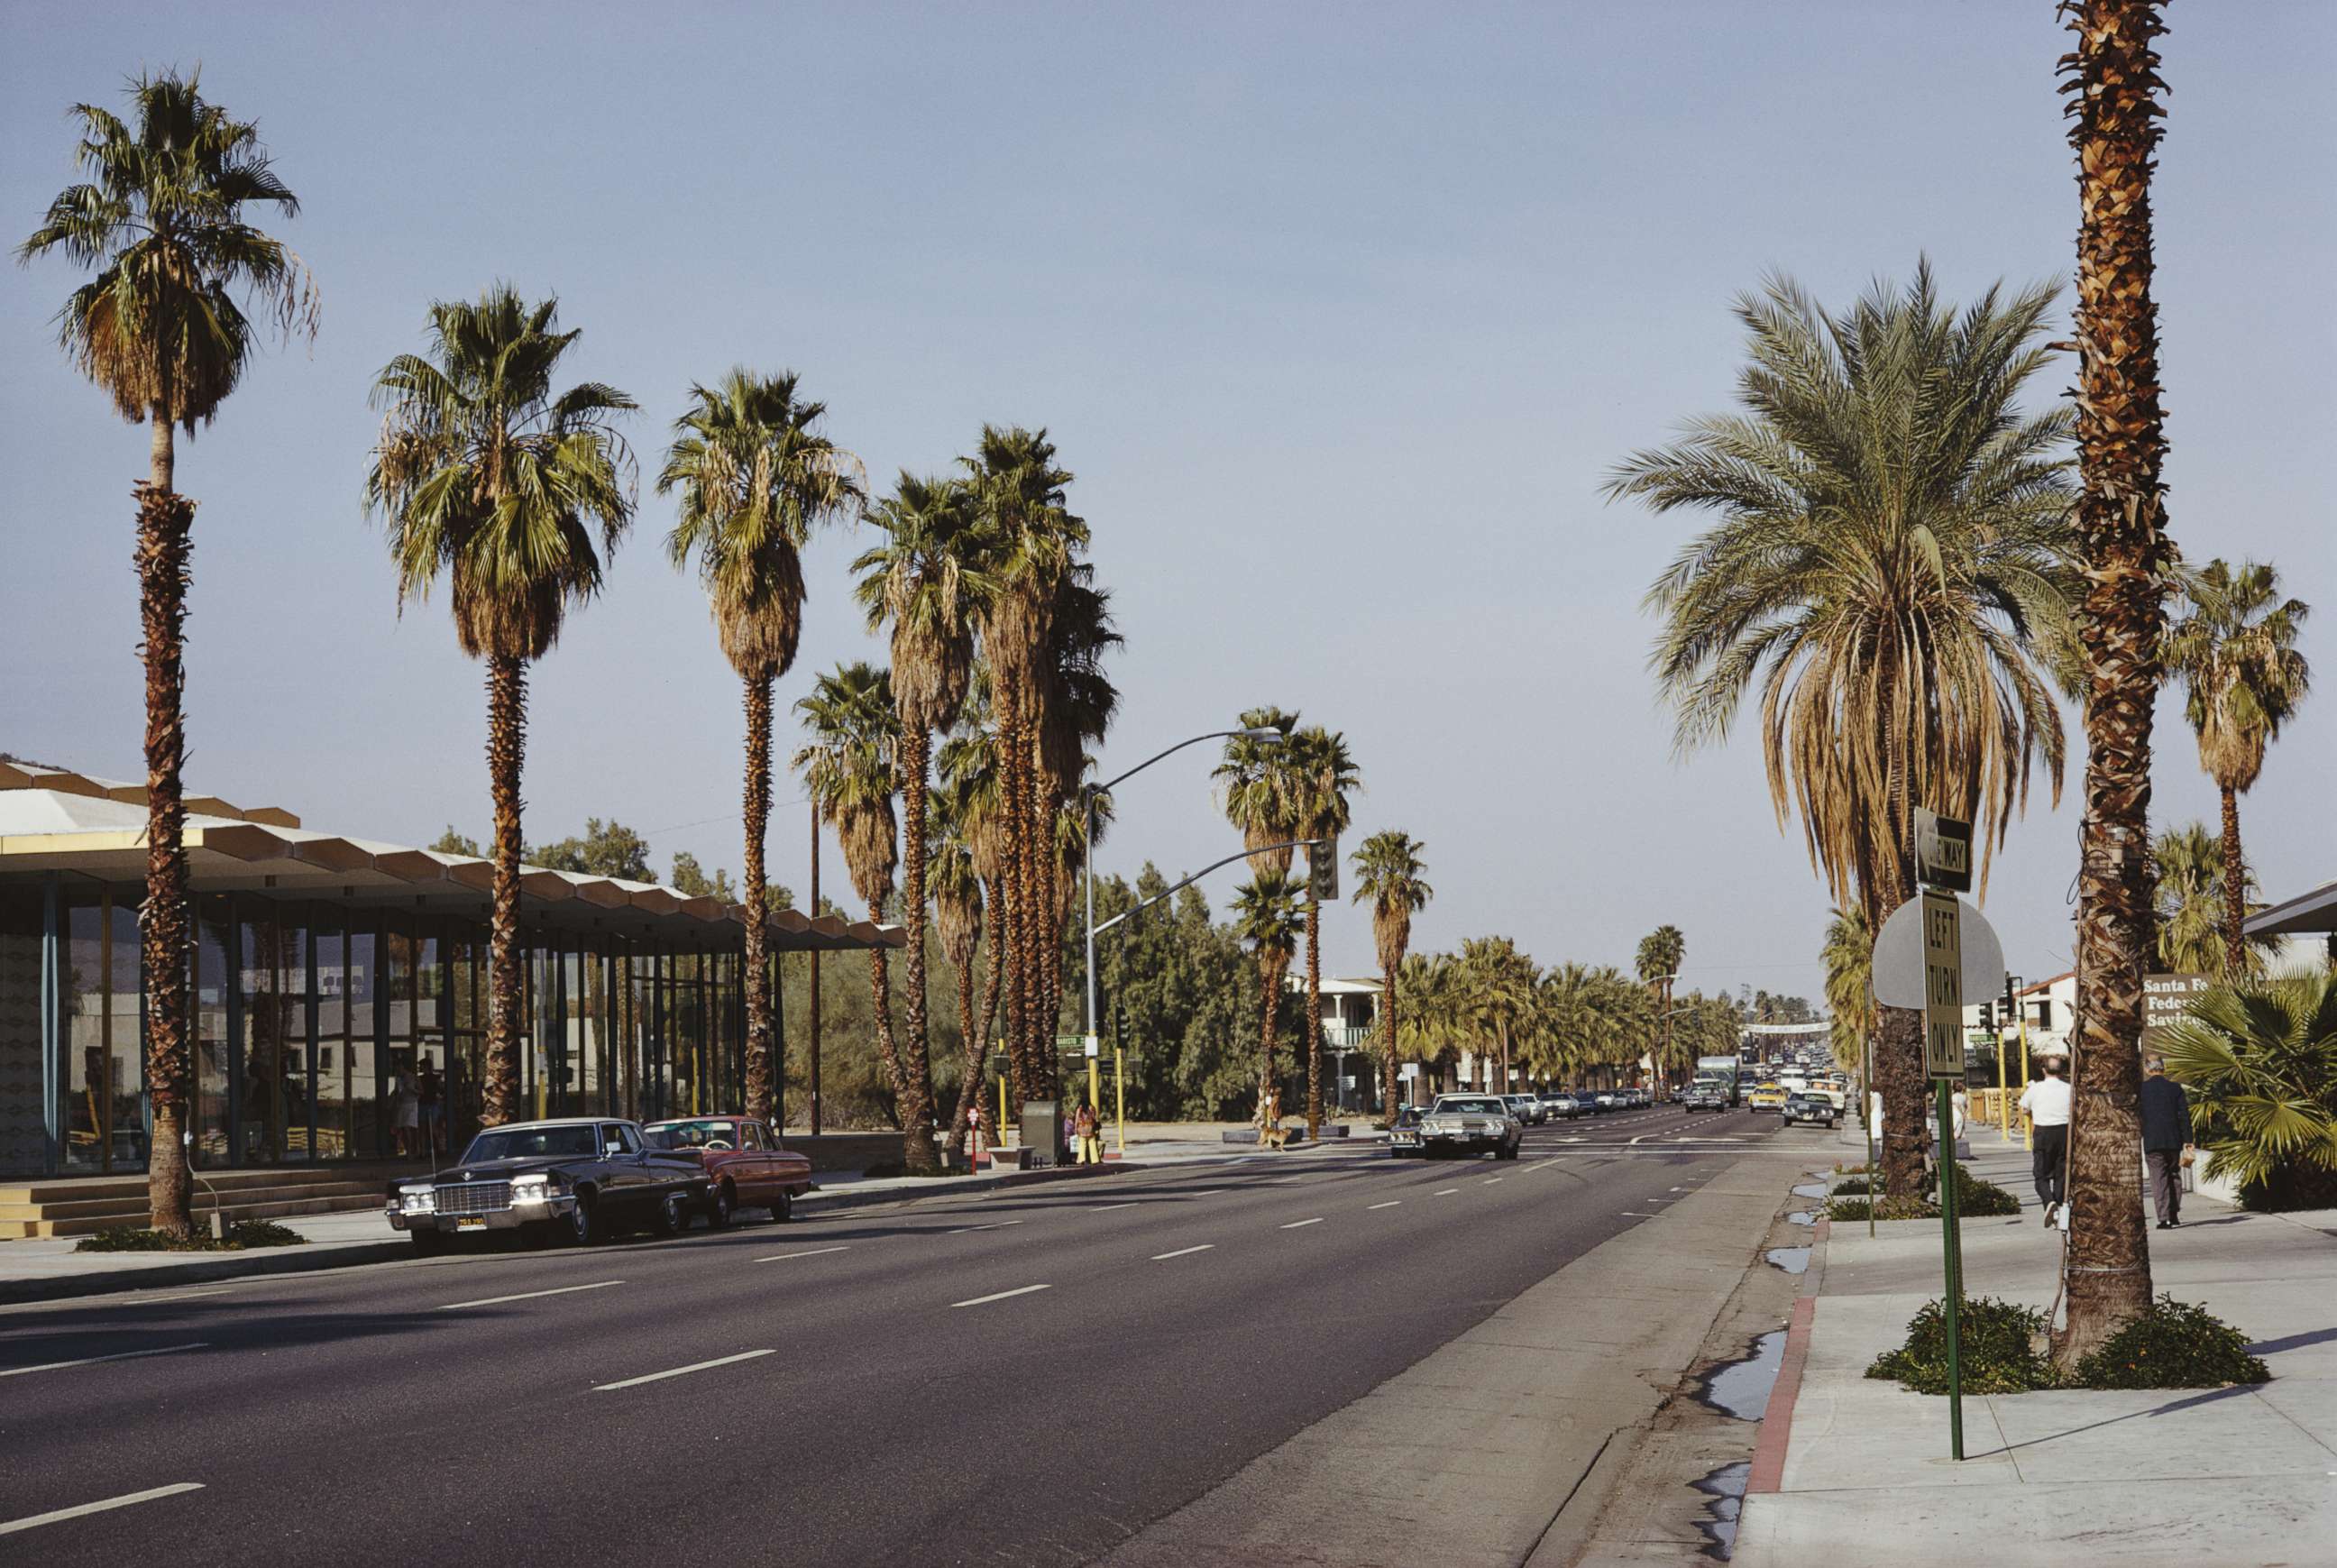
[1747,1217,1825,1495]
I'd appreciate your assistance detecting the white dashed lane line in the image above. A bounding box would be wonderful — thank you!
[1433,1187,1460,1197]
[594,1349,775,1391]
[437,1280,622,1312]
[1151,1245,1214,1261]
[755,1246,850,1263]
[1367,1201,1401,1210]
[0,1483,206,1536]
[952,1284,1052,1308]
[1483,1177,1505,1185]
[946,1220,1023,1235]
[1279,1217,1324,1230]
[0,1343,207,1379]
[1090,1203,1139,1213]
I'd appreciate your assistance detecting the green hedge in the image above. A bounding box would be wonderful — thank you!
[75,1219,306,1253]
[1867,1293,2271,1394]
[1825,1162,2019,1221]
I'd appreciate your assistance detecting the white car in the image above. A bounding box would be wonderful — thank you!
[1418,1095,1525,1160]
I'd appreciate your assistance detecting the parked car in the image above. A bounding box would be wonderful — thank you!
[1543,1092,1583,1120]
[1782,1091,1839,1129]
[1504,1094,1546,1126]
[643,1114,813,1224]
[1388,1105,1426,1157]
[387,1118,710,1252]
[1591,1089,1620,1113]
[1418,1095,1524,1160]
[1682,1084,1728,1114]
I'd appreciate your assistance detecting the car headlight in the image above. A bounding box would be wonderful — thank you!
[398,1185,435,1214]
[511,1174,557,1200]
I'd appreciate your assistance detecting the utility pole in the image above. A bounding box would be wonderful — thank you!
[808,803,822,1137]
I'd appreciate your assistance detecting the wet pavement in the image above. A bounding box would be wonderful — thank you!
[1763,1245,1810,1276]
[1690,1460,1750,1559]
[1698,1327,1785,1422]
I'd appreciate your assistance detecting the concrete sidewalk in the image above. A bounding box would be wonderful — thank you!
[1737,1131,2337,1567]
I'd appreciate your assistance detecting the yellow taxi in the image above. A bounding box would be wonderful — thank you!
[1749,1082,1787,1111]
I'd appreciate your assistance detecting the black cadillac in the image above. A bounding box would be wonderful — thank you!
[386,1118,712,1252]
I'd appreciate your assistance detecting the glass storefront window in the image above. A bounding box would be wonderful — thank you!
[195,895,234,1166]
[63,899,140,1172]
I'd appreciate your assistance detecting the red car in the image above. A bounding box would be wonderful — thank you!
[641,1115,813,1225]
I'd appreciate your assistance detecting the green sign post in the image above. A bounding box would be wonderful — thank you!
[1917,808,1973,1461]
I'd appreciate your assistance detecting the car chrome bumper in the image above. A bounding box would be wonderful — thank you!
[388,1193,574,1234]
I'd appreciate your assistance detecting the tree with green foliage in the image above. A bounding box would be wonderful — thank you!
[1286,726,1360,1134]
[2159,972,2337,1212]
[1636,924,1686,1084]
[366,287,633,1130]
[1351,830,1431,1112]
[20,67,316,1234]
[1230,870,1305,1112]
[2152,821,2272,981]
[527,817,652,880]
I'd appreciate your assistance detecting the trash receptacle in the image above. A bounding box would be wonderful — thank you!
[1020,1100,1061,1169]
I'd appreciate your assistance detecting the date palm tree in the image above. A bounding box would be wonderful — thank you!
[1636,924,1686,1088]
[20,68,316,1233]
[2163,560,2311,974]
[1231,870,1306,1113]
[1352,830,1432,1116]
[793,663,907,1139]
[1214,707,1304,875]
[962,426,1086,1108]
[854,473,989,1174]
[1612,260,2077,1200]
[367,287,633,1130]
[1287,726,1361,1135]
[2057,0,2174,1362]
[1822,905,1876,1104]
[930,810,985,1159]
[660,368,863,1128]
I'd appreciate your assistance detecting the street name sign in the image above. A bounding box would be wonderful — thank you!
[1920,888,1964,1079]
[1914,808,1973,894]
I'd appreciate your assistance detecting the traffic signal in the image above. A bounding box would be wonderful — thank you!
[1975,1002,1995,1030]
[1307,835,1339,902]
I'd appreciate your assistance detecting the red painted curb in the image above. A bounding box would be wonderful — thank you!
[1747,1295,1817,1494]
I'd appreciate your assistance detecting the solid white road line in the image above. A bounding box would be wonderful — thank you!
[1151,1244,1214,1261]
[952,1283,1052,1308]
[593,1349,775,1390]
[755,1246,851,1262]
[436,1280,622,1312]
[0,1343,206,1380]
[0,1482,206,1536]
[946,1220,1024,1234]
[1433,1187,1460,1196]
[1280,1217,1324,1229]
[1367,1200,1402,1210]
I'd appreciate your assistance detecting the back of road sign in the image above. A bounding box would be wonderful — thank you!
[1871,894,2003,1012]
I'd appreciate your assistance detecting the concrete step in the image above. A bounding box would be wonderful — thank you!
[0,1166,413,1204]
[0,1179,383,1224]
[0,1188,389,1239]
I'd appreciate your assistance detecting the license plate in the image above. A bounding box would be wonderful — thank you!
[456,1217,487,1231]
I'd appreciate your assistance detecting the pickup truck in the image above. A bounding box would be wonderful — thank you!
[643,1114,814,1224]
[386,1117,710,1252]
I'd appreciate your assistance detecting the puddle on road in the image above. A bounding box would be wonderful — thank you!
[1697,1329,1784,1422]
[1691,1460,1750,1560]
[1783,1211,1816,1226]
[1764,1246,1811,1276]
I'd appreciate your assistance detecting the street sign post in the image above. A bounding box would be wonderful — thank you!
[1918,840,1968,1462]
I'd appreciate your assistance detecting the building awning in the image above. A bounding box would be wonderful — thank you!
[0,764,900,951]
[2246,877,2337,938]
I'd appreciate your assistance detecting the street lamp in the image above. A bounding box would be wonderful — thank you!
[1081,726,1288,1099]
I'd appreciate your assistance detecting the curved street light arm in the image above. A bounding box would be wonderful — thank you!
[1093,839,1321,938]
[1093,729,1245,796]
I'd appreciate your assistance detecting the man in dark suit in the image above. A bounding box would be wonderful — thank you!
[2140,1057,2193,1229]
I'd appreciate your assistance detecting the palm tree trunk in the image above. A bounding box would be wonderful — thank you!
[136,455,197,1235]
[1869,631,1929,1203]
[483,653,527,1129]
[741,673,775,1125]
[947,952,984,1159]
[1259,955,1280,1110]
[866,905,903,1132]
[1019,720,1055,1103]
[978,876,1006,1104]
[895,726,940,1175]
[1305,900,1324,1138]
[995,706,1028,1109]
[2058,0,2167,1367]
[2219,784,2247,977]
[1382,960,1400,1114]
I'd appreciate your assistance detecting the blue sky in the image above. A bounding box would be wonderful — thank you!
[5,1,2332,1001]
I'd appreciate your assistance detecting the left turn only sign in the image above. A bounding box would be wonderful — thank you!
[1920,888,1964,1078]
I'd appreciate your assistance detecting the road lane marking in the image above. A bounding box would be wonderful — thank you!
[1367,1200,1402,1210]
[0,1343,206,1380]
[0,1482,206,1536]
[1151,1244,1214,1261]
[1483,1177,1505,1185]
[1186,1189,1223,1198]
[1527,1159,1564,1171]
[952,1283,1052,1308]
[593,1349,775,1389]
[1280,1217,1324,1229]
[1091,1203,1139,1213]
[947,1220,1024,1234]
[437,1280,623,1312]
[1433,1187,1460,1196]
[755,1246,850,1262]
[1621,1212,1658,1217]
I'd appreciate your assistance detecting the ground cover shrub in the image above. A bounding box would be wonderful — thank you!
[1825,1163,2017,1220]
[2069,1296,2271,1389]
[1868,1296,2057,1394]
[75,1219,306,1253]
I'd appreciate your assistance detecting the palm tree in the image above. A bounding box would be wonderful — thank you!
[1395,951,1463,1095]
[1459,937,1536,1092]
[1636,925,1686,1089]
[939,692,1009,1116]
[660,369,863,1128]
[2057,0,2173,1363]
[793,663,907,1137]
[1036,574,1122,1045]
[1822,905,1876,1104]
[962,426,1087,1110]
[1230,871,1306,1114]
[367,287,632,1130]
[930,809,985,1159]
[1613,261,2077,1202]
[2163,560,2312,973]
[1287,726,1361,1135]
[2152,821,2271,980]
[2158,972,2337,1213]
[1352,831,1432,1114]
[20,69,316,1233]
[854,473,989,1175]
[1214,707,1304,874]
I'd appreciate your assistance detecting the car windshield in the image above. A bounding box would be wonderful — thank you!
[461,1124,598,1162]
[644,1119,741,1149]
[1434,1098,1504,1114]
[1395,1107,1423,1125]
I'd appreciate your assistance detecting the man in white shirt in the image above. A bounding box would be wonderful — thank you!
[2018,1057,2074,1226]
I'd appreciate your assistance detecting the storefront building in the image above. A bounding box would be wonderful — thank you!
[0,764,900,1179]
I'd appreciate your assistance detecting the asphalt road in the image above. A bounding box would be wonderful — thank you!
[0,1102,1789,1566]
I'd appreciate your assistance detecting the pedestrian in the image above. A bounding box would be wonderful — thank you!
[417,1059,444,1159]
[1075,1103,1102,1166]
[390,1062,419,1158]
[2140,1056,2193,1230]
[2018,1055,2072,1226]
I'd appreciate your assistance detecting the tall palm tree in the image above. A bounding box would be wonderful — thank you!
[1352,831,1432,1114]
[939,691,1009,1116]
[1459,937,1537,1092]
[2152,821,2270,981]
[855,473,989,1175]
[1036,574,1122,1044]
[1214,707,1304,875]
[1636,924,1686,1088]
[1232,871,1306,1114]
[20,68,316,1233]
[793,663,906,1139]
[660,369,863,1128]
[1821,905,1876,1102]
[1287,726,1361,1135]
[367,287,632,1130]
[962,426,1086,1110]
[2057,0,2173,1363]
[1613,261,2077,1201]
[2163,560,2311,973]
[930,809,985,1158]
